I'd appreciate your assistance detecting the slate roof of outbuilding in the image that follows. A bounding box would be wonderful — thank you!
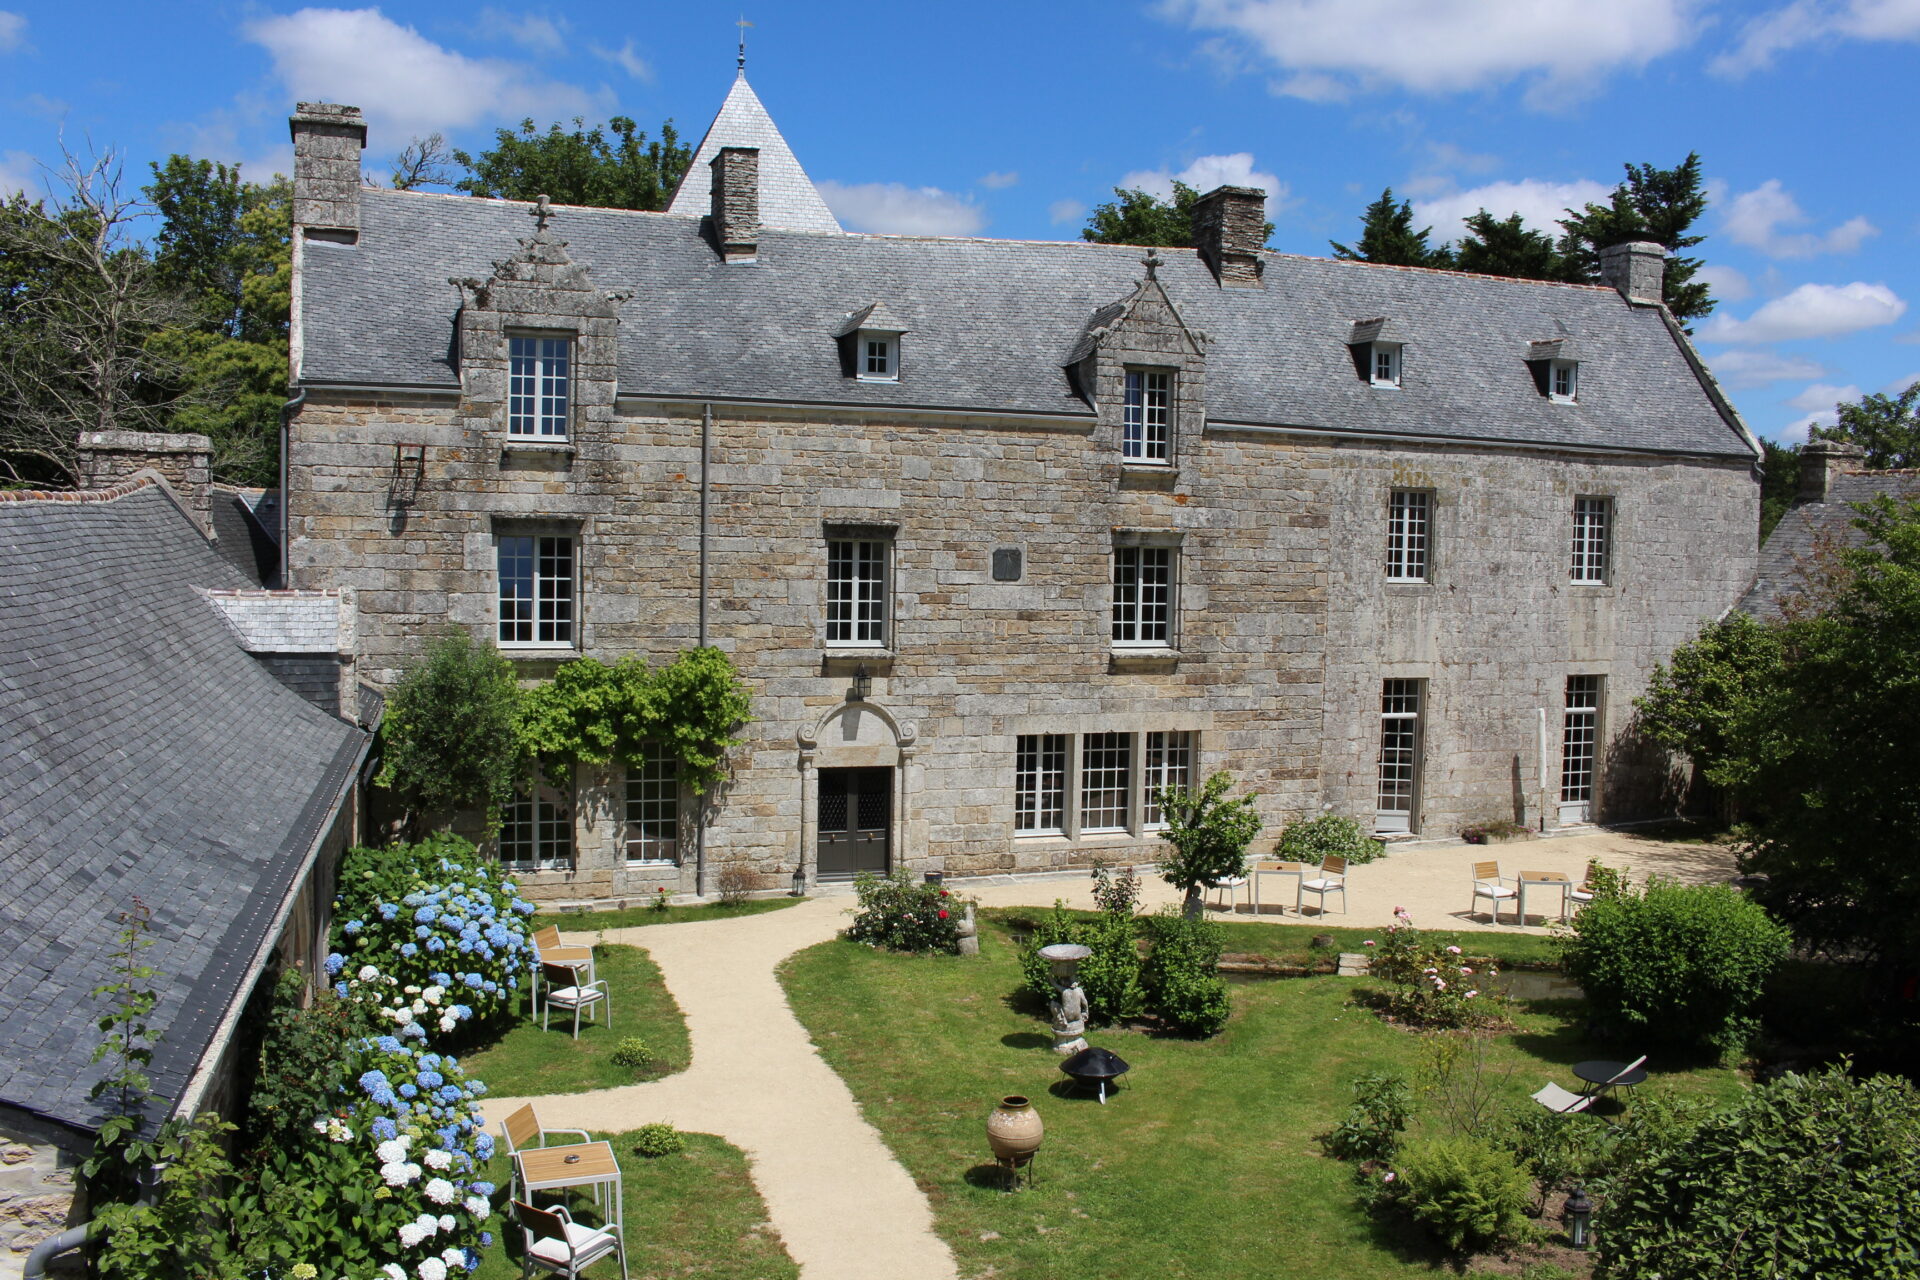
[0,483,365,1134]
[1738,470,1920,620]
[301,189,1753,460]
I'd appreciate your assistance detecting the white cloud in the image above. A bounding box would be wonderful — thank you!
[1786,381,1861,412]
[1723,180,1877,258]
[1700,281,1908,343]
[1165,0,1697,105]
[817,181,987,236]
[1713,0,1920,75]
[979,171,1019,190]
[0,11,23,53]
[1699,263,1752,302]
[1771,414,1821,445]
[1121,153,1288,204]
[1412,178,1611,244]
[477,9,566,55]
[0,148,38,198]
[1701,348,1825,388]
[243,8,595,141]
[592,39,651,81]
[1049,198,1087,226]
[1882,371,1920,394]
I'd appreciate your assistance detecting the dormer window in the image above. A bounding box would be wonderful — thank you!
[860,333,898,381]
[1348,318,1404,389]
[1528,337,1580,404]
[1549,360,1577,403]
[1123,369,1173,464]
[835,302,909,384]
[1371,343,1402,388]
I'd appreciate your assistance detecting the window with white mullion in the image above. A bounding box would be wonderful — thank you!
[500,774,574,870]
[1123,369,1172,463]
[624,744,681,864]
[1112,545,1174,646]
[1080,732,1133,832]
[498,534,575,646]
[1371,344,1401,388]
[1376,679,1422,832]
[1143,730,1193,828]
[1561,676,1602,804]
[1386,489,1431,582]
[827,538,888,646]
[1570,497,1611,584]
[1014,734,1068,835]
[508,336,571,438]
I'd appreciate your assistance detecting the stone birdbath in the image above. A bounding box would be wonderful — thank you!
[1038,943,1092,1055]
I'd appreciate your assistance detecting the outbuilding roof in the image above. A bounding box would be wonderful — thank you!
[1739,469,1920,620]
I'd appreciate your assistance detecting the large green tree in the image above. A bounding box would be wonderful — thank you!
[452,116,692,211]
[1081,181,1275,249]
[1559,153,1714,323]
[1453,210,1583,283]
[1760,439,1801,541]
[1813,382,1920,469]
[1330,187,1453,268]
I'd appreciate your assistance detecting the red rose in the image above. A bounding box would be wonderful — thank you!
[938,909,949,919]
[939,889,950,897]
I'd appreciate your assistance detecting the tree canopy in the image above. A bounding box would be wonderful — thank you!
[1081,181,1276,249]
[1812,381,1920,468]
[451,116,692,211]
[1330,188,1452,268]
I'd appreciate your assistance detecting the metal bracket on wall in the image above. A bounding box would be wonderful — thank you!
[388,443,425,506]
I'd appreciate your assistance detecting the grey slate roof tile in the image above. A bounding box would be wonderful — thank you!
[1739,470,1920,620]
[0,485,365,1134]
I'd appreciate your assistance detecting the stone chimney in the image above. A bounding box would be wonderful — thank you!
[1599,240,1665,305]
[77,431,213,532]
[1191,186,1266,289]
[1799,438,1864,502]
[289,102,367,243]
[709,146,760,263]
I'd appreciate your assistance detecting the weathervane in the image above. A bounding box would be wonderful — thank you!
[530,194,553,231]
[737,16,753,70]
[1142,249,1162,281]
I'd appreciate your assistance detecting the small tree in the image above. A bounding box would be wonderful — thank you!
[1154,770,1262,918]
[375,629,524,828]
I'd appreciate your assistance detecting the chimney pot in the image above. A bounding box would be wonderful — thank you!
[289,102,367,242]
[1191,185,1266,289]
[710,146,761,263]
[1599,240,1665,305]
[76,430,214,533]
[1798,438,1864,503]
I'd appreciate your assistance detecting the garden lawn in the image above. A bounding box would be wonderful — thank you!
[535,896,798,933]
[782,922,1745,1280]
[459,944,689,1096]
[474,1129,798,1280]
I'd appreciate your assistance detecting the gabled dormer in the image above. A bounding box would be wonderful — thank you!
[1527,337,1580,404]
[834,302,910,382]
[1348,317,1405,389]
[1064,250,1209,480]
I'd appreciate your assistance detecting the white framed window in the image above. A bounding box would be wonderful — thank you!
[1112,545,1175,647]
[1386,489,1431,582]
[1376,679,1423,834]
[1142,730,1193,827]
[1370,343,1402,388]
[1549,359,1578,403]
[625,745,680,864]
[1014,734,1068,835]
[1122,369,1172,463]
[1560,676,1602,819]
[497,533,575,647]
[826,536,889,646]
[1570,497,1611,584]
[500,772,574,870]
[508,335,571,438]
[1080,732,1133,833]
[858,333,898,381]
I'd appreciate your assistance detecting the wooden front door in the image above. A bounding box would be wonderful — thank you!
[817,767,891,879]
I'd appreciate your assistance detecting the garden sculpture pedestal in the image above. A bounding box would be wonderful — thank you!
[1039,943,1092,1055]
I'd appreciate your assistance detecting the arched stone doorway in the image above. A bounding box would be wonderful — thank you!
[795,700,917,886]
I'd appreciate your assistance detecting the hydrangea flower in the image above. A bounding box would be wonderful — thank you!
[424,1177,457,1205]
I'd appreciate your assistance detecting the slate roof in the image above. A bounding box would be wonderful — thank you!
[1739,470,1920,620]
[301,188,1753,460]
[0,483,365,1134]
[209,486,282,587]
[665,71,842,234]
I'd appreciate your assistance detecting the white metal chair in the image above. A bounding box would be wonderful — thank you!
[540,962,611,1039]
[1205,873,1251,912]
[1531,1082,1593,1114]
[1564,882,1595,920]
[513,1199,627,1280]
[1471,861,1519,924]
[531,927,595,1015]
[1300,855,1348,916]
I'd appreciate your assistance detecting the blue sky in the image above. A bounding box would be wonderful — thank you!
[2,1,1916,444]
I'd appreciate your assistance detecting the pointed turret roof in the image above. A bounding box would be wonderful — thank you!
[667,71,841,234]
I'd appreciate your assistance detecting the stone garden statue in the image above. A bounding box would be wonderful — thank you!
[1038,943,1092,1055]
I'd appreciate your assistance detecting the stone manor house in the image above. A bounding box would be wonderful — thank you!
[284,74,1761,904]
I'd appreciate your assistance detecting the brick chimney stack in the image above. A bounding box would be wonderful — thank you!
[289,103,367,243]
[710,146,761,263]
[1599,240,1665,306]
[1798,438,1864,503]
[77,431,213,532]
[1192,186,1266,288]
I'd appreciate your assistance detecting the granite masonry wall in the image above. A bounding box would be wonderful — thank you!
[0,1111,82,1277]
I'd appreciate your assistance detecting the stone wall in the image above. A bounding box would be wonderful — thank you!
[0,1112,83,1278]
[76,431,212,532]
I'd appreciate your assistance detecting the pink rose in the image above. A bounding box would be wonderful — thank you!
[1363,940,1376,947]
[1445,945,1462,954]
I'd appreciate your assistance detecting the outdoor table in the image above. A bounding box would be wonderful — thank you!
[516,1140,624,1237]
[1251,860,1311,914]
[1516,871,1572,925]
[1573,1059,1648,1096]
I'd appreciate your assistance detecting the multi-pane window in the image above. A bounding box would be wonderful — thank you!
[1386,489,1431,582]
[508,336,571,438]
[1112,545,1175,646]
[1142,730,1193,827]
[827,538,888,646]
[1371,344,1401,387]
[1122,369,1172,463]
[1570,497,1612,584]
[1561,676,1602,807]
[1377,679,1423,833]
[861,336,897,380]
[1014,734,1068,835]
[499,775,573,870]
[1549,360,1578,403]
[625,745,680,864]
[1080,732,1133,832]
[498,534,575,646]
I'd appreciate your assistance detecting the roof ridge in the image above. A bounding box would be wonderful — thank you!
[0,476,156,505]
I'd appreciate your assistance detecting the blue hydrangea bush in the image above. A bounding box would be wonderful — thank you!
[329,832,537,1036]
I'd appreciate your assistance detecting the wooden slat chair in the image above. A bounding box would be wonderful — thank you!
[1300,855,1349,916]
[498,1104,591,1200]
[531,926,595,1015]
[541,962,611,1039]
[1470,861,1519,925]
[513,1199,627,1280]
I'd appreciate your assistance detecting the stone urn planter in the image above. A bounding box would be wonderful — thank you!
[986,1095,1044,1161]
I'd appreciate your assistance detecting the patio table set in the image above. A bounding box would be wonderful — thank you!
[501,1102,629,1280]
[1207,855,1350,916]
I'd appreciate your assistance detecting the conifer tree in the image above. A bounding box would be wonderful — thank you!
[1330,188,1453,268]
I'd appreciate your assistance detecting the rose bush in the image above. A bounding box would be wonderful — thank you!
[845,870,966,953]
[1363,908,1505,1030]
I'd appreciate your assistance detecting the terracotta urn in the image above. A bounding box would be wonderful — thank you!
[986,1095,1043,1160]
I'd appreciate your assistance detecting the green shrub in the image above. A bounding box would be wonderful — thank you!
[1278,812,1386,865]
[1558,876,1791,1051]
[1596,1064,1920,1280]
[632,1122,686,1157]
[610,1036,655,1069]
[1140,909,1230,1037]
[375,628,525,821]
[1496,1107,1608,1212]
[846,870,963,954]
[1155,771,1263,917]
[1018,900,1145,1026]
[1325,1071,1411,1162]
[1397,1135,1534,1254]
[1363,908,1505,1030]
